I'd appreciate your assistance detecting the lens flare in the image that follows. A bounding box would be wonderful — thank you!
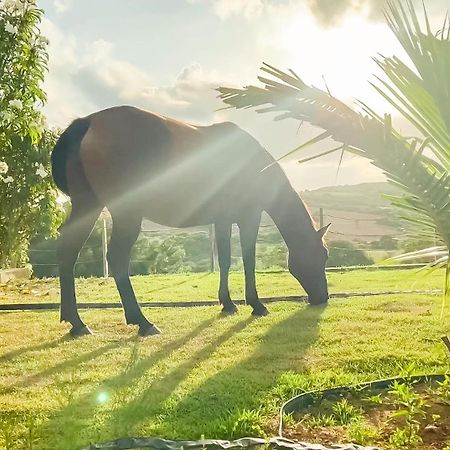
[97,391,109,404]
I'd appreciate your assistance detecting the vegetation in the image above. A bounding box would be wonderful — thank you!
[0,268,444,305]
[284,377,450,449]
[0,0,62,269]
[327,240,374,267]
[27,181,412,277]
[0,274,448,449]
[218,0,450,301]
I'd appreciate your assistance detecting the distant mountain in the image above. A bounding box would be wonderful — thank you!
[298,182,405,242]
[300,182,401,215]
[141,182,406,243]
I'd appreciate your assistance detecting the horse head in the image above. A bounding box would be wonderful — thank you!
[288,223,331,306]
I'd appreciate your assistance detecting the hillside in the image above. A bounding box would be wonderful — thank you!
[300,182,401,216]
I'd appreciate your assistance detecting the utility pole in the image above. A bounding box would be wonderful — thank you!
[100,212,109,278]
[209,224,217,272]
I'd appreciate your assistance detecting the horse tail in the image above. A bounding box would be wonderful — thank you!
[51,118,91,195]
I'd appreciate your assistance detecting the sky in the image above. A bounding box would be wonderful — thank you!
[37,0,448,191]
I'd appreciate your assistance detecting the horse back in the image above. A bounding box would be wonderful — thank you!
[77,106,275,225]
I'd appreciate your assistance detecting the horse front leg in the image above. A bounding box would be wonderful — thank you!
[238,212,268,316]
[215,222,238,314]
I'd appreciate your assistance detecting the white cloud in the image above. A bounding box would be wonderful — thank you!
[53,0,69,13]
[186,0,264,20]
[40,18,234,128]
[212,0,263,20]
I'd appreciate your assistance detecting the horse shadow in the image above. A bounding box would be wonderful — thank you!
[37,315,219,449]
[0,336,68,364]
[157,304,324,438]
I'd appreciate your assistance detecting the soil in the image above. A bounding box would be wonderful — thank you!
[278,381,450,450]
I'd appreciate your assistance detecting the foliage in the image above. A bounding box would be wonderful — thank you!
[0,0,62,268]
[331,398,362,425]
[131,235,188,275]
[301,412,336,428]
[219,408,266,439]
[370,236,398,250]
[388,380,428,448]
[346,420,380,446]
[327,240,373,267]
[218,0,450,303]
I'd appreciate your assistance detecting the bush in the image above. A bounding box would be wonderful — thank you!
[327,240,374,267]
[0,2,63,268]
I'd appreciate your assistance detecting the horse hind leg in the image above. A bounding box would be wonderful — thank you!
[58,196,102,337]
[215,222,238,314]
[107,211,160,337]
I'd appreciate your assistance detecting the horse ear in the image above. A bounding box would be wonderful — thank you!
[317,223,331,239]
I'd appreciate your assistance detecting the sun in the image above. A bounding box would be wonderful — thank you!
[276,11,403,112]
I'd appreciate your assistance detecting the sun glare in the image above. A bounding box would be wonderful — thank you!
[277,12,404,112]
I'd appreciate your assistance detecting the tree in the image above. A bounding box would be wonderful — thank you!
[218,0,450,302]
[0,0,63,268]
[327,241,374,267]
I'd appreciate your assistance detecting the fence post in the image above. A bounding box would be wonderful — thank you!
[209,224,217,272]
[101,218,109,278]
[319,207,324,228]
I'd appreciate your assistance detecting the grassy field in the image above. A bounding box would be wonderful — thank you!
[0,268,444,305]
[0,270,449,450]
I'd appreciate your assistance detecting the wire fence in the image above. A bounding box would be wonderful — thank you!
[28,207,428,277]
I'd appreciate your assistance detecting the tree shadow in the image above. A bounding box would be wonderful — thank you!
[159,305,324,438]
[37,315,219,449]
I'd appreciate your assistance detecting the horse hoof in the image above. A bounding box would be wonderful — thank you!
[308,301,328,308]
[70,325,92,337]
[138,324,161,337]
[251,305,269,316]
[221,304,238,315]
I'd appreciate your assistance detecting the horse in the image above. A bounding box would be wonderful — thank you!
[51,105,330,337]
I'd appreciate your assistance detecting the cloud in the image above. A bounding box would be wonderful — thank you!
[53,0,69,13]
[307,0,386,26]
[212,0,264,20]
[186,0,264,20]
[40,19,231,128]
[39,13,391,190]
[307,0,450,26]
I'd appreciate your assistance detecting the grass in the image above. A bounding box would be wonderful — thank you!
[0,270,449,450]
[0,268,444,305]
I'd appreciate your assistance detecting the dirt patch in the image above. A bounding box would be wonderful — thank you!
[278,380,450,449]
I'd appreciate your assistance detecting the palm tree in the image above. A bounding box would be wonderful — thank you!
[218,0,450,303]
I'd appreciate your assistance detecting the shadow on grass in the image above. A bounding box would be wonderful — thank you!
[0,336,68,364]
[93,316,254,440]
[35,305,323,448]
[0,338,135,395]
[157,304,324,439]
[37,315,219,449]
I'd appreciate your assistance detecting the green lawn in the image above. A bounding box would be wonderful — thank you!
[0,268,444,305]
[0,270,449,450]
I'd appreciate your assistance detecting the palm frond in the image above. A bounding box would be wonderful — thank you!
[217,0,450,304]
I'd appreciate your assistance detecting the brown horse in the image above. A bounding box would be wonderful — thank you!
[51,106,330,337]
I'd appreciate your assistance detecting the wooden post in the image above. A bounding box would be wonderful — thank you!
[101,218,109,278]
[319,207,324,228]
[209,224,217,273]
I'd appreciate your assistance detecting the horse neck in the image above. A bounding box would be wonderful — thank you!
[262,167,317,247]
